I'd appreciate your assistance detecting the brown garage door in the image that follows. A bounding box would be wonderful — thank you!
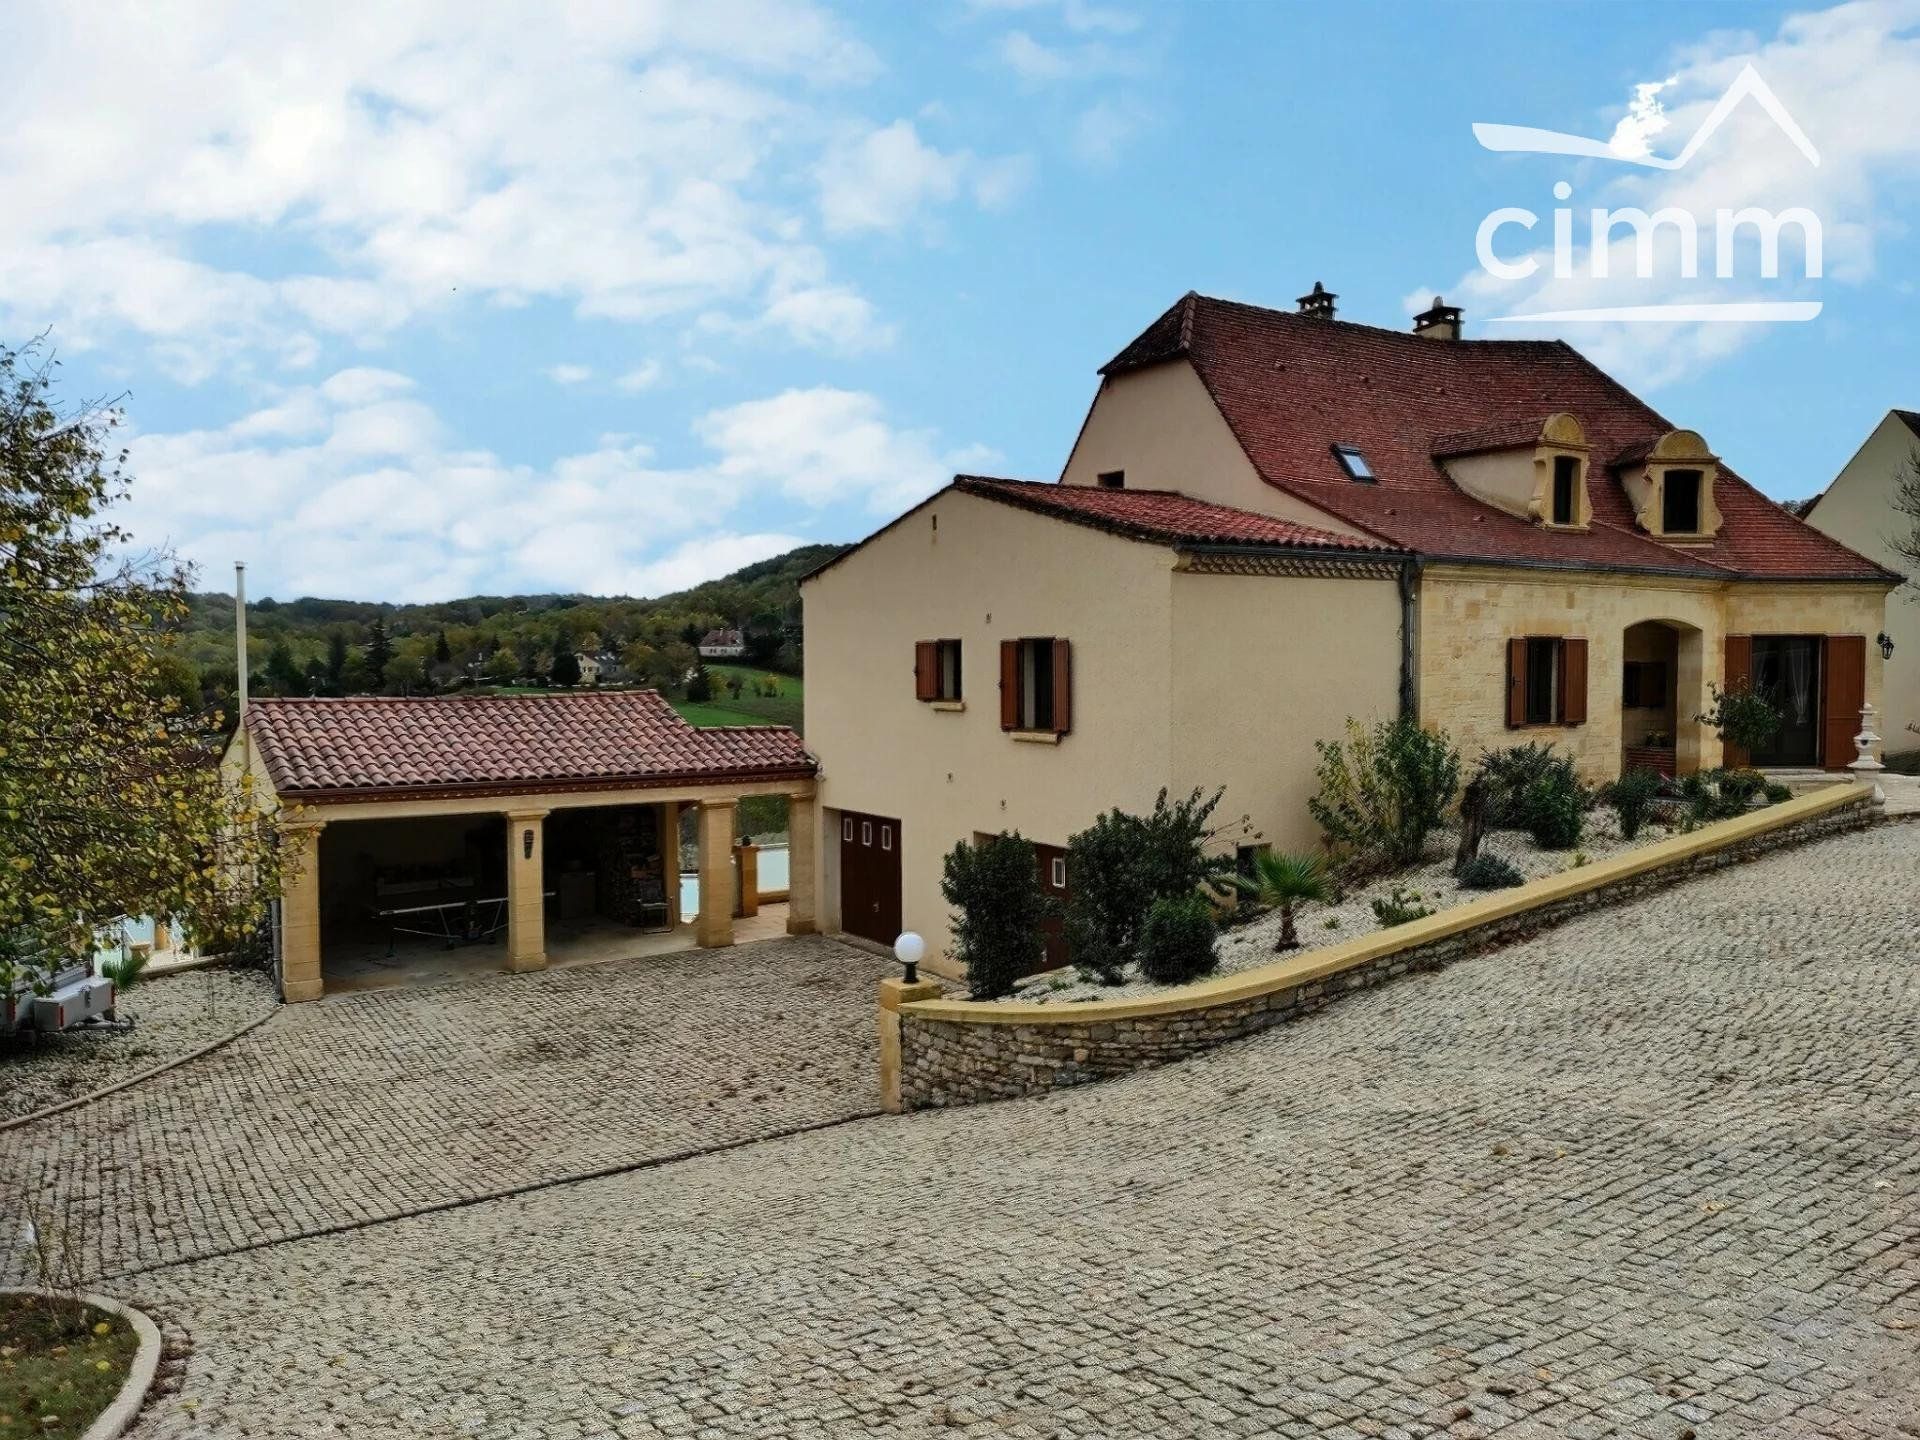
[1033,842,1071,974]
[838,810,902,947]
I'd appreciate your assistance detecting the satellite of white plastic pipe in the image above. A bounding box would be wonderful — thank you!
[235,562,249,730]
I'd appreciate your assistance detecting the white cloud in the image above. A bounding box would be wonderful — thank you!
[122,370,990,600]
[815,119,1029,234]
[614,361,666,392]
[696,386,998,513]
[1450,0,1920,387]
[1000,31,1074,82]
[0,0,897,375]
[1072,99,1148,167]
[545,363,594,385]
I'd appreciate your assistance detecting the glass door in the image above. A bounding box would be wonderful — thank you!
[1749,636,1821,767]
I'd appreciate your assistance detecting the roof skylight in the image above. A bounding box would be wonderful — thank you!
[1332,444,1375,482]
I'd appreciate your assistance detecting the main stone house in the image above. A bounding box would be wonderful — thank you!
[801,288,1899,976]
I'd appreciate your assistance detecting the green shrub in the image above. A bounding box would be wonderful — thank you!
[1521,772,1586,850]
[1678,767,1767,824]
[1475,743,1579,828]
[1137,893,1218,985]
[1370,886,1432,927]
[1456,853,1523,890]
[1244,849,1332,951]
[1599,767,1662,840]
[1309,716,1460,873]
[940,832,1051,999]
[1763,781,1793,804]
[1697,682,1781,755]
[1063,787,1239,984]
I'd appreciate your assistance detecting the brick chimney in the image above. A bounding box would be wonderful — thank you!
[1296,280,1337,320]
[1413,295,1462,340]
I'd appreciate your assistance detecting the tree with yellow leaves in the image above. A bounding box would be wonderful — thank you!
[1,342,283,994]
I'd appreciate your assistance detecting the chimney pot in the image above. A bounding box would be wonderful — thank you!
[1413,295,1463,341]
[1296,281,1337,320]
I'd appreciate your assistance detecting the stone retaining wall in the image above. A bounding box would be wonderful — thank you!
[895,786,1875,1111]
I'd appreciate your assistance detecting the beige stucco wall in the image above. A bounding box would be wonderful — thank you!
[1058,360,1376,539]
[1804,413,1919,754]
[1168,568,1400,855]
[805,490,1177,973]
[1419,565,1888,780]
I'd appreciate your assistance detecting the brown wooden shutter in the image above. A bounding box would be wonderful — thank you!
[1051,638,1072,735]
[914,641,937,701]
[1722,635,1753,767]
[999,640,1020,730]
[1506,639,1528,728]
[1820,634,1865,769]
[1560,638,1588,725]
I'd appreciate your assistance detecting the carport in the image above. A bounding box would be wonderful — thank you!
[226,691,818,1001]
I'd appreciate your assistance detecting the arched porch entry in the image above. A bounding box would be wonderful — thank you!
[1620,619,1708,777]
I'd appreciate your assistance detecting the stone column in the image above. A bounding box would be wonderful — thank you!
[280,819,327,1003]
[878,975,942,1113]
[505,809,549,973]
[661,801,682,929]
[695,800,736,947]
[785,791,818,936]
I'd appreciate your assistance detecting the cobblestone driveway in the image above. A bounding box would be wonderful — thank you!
[1,935,891,1279]
[92,822,1920,1439]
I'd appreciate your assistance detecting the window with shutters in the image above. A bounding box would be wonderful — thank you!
[913,639,963,703]
[1000,637,1072,736]
[1507,635,1588,727]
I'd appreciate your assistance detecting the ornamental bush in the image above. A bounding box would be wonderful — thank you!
[940,832,1051,1000]
[1697,682,1781,756]
[1521,772,1586,850]
[1136,893,1219,985]
[1309,716,1460,873]
[1599,766,1663,840]
[1456,853,1524,890]
[1370,886,1433,927]
[1063,787,1241,985]
[1474,742,1579,828]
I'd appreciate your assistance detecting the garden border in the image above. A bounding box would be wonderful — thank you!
[0,1289,163,1440]
[890,782,1876,1110]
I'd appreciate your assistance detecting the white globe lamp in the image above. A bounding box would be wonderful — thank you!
[893,931,926,983]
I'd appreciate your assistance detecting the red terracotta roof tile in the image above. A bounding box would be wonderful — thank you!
[954,475,1397,553]
[247,692,812,802]
[1105,293,1897,583]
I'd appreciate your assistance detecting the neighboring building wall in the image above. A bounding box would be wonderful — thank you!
[1167,567,1401,855]
[1804,414,1920,756]
[1058,360,1376,540]
[804,490,1179,973]
[1419,566,1888,780]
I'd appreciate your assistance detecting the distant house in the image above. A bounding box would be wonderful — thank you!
[575,652,602,685]
[698,628,745,659]
[1802,410,1919,755]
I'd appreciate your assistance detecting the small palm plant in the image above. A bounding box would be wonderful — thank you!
[1247,850,1332,952]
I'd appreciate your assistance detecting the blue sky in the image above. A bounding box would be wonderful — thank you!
[3,0,1916,601]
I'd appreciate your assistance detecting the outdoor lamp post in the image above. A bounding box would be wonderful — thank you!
[893,931,926,984]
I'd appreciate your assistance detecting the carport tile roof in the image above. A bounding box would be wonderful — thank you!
[247,691,813,801]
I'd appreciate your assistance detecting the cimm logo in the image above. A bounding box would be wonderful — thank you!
[1473,64,1823,323]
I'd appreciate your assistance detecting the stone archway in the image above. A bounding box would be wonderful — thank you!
[1621,618,1707,777]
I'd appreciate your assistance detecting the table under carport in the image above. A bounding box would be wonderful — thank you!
[224,691,818,1002]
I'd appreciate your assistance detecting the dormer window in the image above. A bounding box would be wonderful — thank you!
[1432,412,1590,531]
[1333,444,1375,482]
[1618,430,1722,541]
[1662,469,1702,534]
[1551,456,1579,526]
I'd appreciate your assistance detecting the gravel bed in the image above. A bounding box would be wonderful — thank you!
[1019,808,1666,1006]
[0,965,278,1122]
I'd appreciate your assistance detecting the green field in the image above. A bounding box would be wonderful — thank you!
[671,664,804,731]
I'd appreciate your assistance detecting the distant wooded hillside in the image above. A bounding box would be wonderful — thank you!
[166,542,846,718]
